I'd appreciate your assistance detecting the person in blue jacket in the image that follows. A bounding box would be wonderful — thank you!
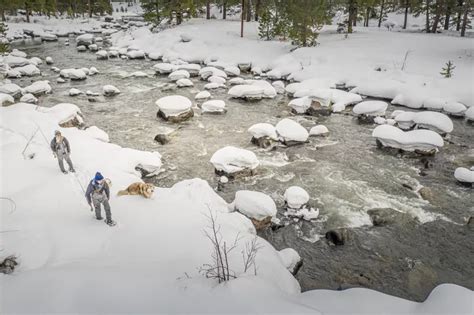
[85,172,114,226]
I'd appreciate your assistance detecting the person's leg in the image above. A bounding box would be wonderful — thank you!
[92,197,102,220]
[103,198,112,222]
[57,153,66,173]
[65,154,75,172]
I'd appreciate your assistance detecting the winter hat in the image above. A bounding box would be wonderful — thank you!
[94,172,104,181]
[54,130,61,135]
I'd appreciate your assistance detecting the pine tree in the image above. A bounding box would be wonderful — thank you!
[258,9,275,40]
[440,60,455,77]
[0,21,9,53]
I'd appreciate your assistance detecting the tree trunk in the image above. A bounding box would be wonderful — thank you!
[455,0,463,30]
[426,0,431,33]
[223,1,226,19]
[26,4,30,23]
[403,0,409,29]
[444,4,451,29]
[240,0,244,37]
[206,1,210,19]
[431,0,443,33]
[88,0,92,17]
[364,7,369,27]
[353,7,357,26]
[255,0,260,21]
[246,0,251,22]
[460,1,469,36]
[378,0,385,27]
[1,8,5,22]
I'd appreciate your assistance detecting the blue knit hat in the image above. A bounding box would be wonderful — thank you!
[94,172,104,181]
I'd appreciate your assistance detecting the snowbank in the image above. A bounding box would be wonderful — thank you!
[372,125,444,153]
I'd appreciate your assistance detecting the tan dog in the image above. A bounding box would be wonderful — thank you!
[117,182,155,199]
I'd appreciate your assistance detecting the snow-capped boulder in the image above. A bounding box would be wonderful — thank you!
[76,33,94,46]
[394,111,453,134]
[0,83,22,98]
[284,186,310,209]
[84,126,110,143]
[204,82,225,90]
[176,78,193,87]
[180,33,192,42]
[5,68,21,78]
[275,118,309,145]
[69,88,83,96]
[56,78,66,83]
[24,80,52,95]
[272,81,285,94]
[9,49,27,58]
[208,75,226,85]
[454,167,474,186]
[232,190,277,230]
[95,37,103,42]
[88,44,98,52]
[103,85,120,96]
[16,64,40,76]
[372,125,444,154]
[309,125,329,136]
[201,100,226,114]
[195,91,211,100]
[248,123,279,148]
[156,95,194,123]
[51,66,60,73]
[443,102,466,117]
[210,146,259,178]
[288,96,312,114]
[423,97,446,111]
[374,117,387,125]
[465,107,474,122]
[353,100,388,116]
[229,77,245,85]
[19,93,38,104]
[199,66,227,80]
[224,65,240,77]
[96,50,108,60]
[89,67,99,75]
[60,69,87,80]
[108,50,119,58]
[228,80,276,100]
[153,63,178,75]
[3,55,30,67]
[45,56,53,64]
[127,50,145,59]
[176,64,201,77]
[148,52,161,60]
[278,248,303,276]
[0,93,14,106]
[168,70,190,81]
[77,45,87,52]
[28,57,42,66]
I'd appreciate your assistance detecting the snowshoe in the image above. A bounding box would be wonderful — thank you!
[105,219,116,227]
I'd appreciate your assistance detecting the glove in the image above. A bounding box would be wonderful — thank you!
[53,153,57,158]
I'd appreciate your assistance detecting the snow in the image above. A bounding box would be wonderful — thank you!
[127,50,146,59]
[284,186,310,209]
[176,78,194,87]
[103,85,121,96]
[177,63,201,76]
[201,100,226,114]
[229,77,245,85]
[289,96,312,114]
[19,93,38,104]
[443,101,467,117]
[24,80,52,95]
[232,190,277,221]
[278,248,301,273]
[454,167,474,184]
[208,75,226,84]
[45,56,53,64]
[353,100,388,116]
[96,50,108,59]
[204,82,225,90]
[84,126,110,143]
[228,80,276,100]
[394,111,454,134]
[153,63,178,74]
[69,88,83,96]
[15,64,41,76]
[169,69,190,81]
[2,55,30,67]
[199,66,227,80]
[195,91,211,100]
[275,119,309,143]
[0,83,22,97]
[248,123,279,140]
[466,107,474,121]
[224,65,240,77]
[309,125,329,136]
[272,80,286,94]
[156,95,192,118]
[210,146,259,175]
[0,93,14,106]
[372,125,444,152]
[6,68,22,78]
[60,68,87,80]
[10,49,27,58]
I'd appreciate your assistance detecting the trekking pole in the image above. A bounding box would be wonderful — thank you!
[21,127,40,159]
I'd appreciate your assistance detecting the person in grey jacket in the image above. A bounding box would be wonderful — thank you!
[50,130,75,174]
[85,172,114,226]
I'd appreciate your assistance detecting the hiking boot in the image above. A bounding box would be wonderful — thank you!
[69,168,75,173]
[105,219,116,226]
[62,170,68,174]
[96,216,103,220]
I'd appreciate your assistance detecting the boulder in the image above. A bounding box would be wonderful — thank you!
[154,127,175,145]
[0,93,15,106]
[231,190,277,230]
[309,125,329,136]
[135,163,162,178]
[210,146,259,178]
[19,93,38,104]
[156,95,194,123]
[201,100,226,114]
[278,248,303,276]
[275,118,309,145]
[0,83,22,98]
[325,228,349,246]
[284,186,309,210]
[367,208,411,226]
[103,85,120,96]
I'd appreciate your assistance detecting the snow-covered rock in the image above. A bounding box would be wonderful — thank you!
[96,50,108,60]
[278,248,303,275]
[108,50,119,58]
[210,146,259,177]
[5,68,22,78]
[69,88,83,96]
[19,93,38,104]
[76,33,94,46]
[89,67,99,75]
[156,95,194,123]
[127,50,145,59]
[201,100,226,114]
[275,119,309,144]
[24,81,52,95]
[423,97,446,111]
[229,77,245,85]
[208,75,226,85]
[2,55,30,67]
[353,101,388,116]
[309,125,329,136]
[0,93,15,106]
[84,126,110,143]
[228,80,276,100]
[176,78,193,87]
[224,65,240,77]
[153,63,178,75]
[88,44,98,52]
[0,83,22,98]
[372,125,444,154]
[199,66,227,80]
[284,186,310,209]
[16,64,41,76]
[465,107,474,122]
[272,81,285,94]
[45,56,53,64]
[176,64,201,76]
[28,57,42,66]
[148,52,161,60]
[443,102,466,117]
[9,49,27,58]
[103,85,120,96]
[180,33,192,42]
[195,91,211,100]
[204,82,225,90]
[232,190,277,222]
[391,93,424,109]
[248,123,279,140]
[394,111,453,134]
[454,167,474,185]
[60,69,87,80]
[77,45,87,52]
[169,70,190,81]
[288,96,312,114]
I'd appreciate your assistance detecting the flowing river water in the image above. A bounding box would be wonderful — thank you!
[15,39,474,302]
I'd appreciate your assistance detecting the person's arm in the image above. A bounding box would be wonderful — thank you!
[64,138,71,153]
[85,182,93,205]
[50,138,56,152]
[104,183,110,200]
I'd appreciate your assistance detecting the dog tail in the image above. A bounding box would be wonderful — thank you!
[117,190,128,196]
